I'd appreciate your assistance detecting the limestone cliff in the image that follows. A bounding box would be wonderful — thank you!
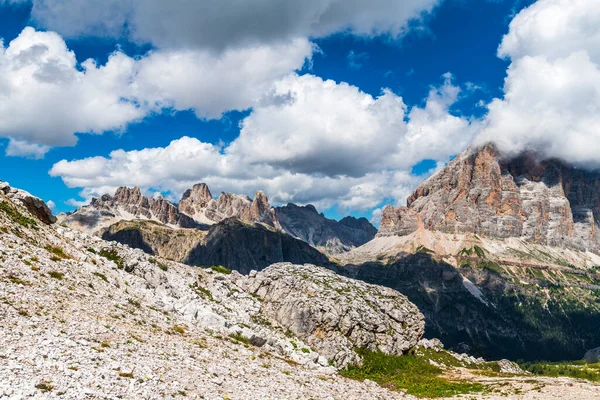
[379,144,600,254]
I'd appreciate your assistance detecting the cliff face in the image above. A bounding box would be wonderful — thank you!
[178,183,280,228]
[276,203,377,254]
[185,218,331,274]
[378,144,600,254]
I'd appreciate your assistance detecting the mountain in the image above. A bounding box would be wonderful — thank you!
[58,186,198,234]
[60,184,376,271]
[184,218,332,274]
[339,144,600,361]
[378,143,600,253]
[179,183,280,228]
[275,203,377,254]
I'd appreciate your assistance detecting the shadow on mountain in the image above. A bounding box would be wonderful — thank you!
[102,226,155,254]
[330,253,600,362]
[184,218,332,274]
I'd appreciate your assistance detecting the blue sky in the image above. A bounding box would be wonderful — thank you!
[2,0,595,223]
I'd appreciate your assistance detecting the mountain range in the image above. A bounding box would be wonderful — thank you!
[16,142,600,362]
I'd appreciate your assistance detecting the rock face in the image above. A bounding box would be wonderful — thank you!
[0,181,56,225]
[61,187,198,233]
[178,184,279,228]
[245,263,425,367]
[185,218,331,274]
[276,203,377,253]
[101,220,206,261]
[379,144,600,254]
[584,348,600,363]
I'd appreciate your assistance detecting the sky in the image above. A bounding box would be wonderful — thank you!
[0,0,598,224]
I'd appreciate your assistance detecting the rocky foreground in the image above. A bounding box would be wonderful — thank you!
[1,185,600,399]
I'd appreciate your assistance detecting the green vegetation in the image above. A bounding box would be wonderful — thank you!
[45,245,69,259]
[87,248,97,254]
[189,284,213,301]
[35,382,54,392]
[0,201,38,228]
[416,245,434,254]
[127,298,141,308]
[93,272,109,283]
[519,361,600,382]
[210,265,232,274]
[478,260,503,275]
[340,349,485,398]
[99,248,124,269]
[172,325,187,334]
[229,332,251,345]
[48,271,64,280]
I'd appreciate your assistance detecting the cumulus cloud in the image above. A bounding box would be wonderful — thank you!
[0,27,144,147]
[50,74,474,211]
[0,27,312,150]
[231,73,477,177]
[28,0,439,50]
[5,139,50,159]
[477,0,600,168]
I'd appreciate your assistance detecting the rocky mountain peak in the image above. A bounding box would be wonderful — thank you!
[378,143,600,254]
[275,203,376,254]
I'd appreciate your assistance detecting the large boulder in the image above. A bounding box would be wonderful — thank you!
[584,347,600,363]
[244,263,425,367]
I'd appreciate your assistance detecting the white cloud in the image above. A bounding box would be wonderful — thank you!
[0,27,312,151]
[477,0,600,168]
[5,139,50,159]
[28,0,439,50]
[0,27,144,147]
[50,74,473,211]
[230,73,476,177]
[46,200,55,210]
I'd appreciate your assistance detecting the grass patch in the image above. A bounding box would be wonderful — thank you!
[7,274,30,286]
[340,349,485,398]
[93,271,109,283]
[229,332,251,345]
[210,265,232,274]
[35,382,54,392]
[99,248,124,269]
[519,361,600,382]
[45,245,69,259]
[48,271,64,280]
[172,325,187,334]
[0,201,38,228]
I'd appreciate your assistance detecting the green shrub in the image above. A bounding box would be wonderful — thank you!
[93,272,109,283]
[45,245,69,259]
[210,265,232,274]
[99,248,124,269]
[48,271,64,280]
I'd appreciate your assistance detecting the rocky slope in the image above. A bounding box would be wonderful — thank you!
[378,144,600,254]
[0,189,426,399]
[275,203,376,254]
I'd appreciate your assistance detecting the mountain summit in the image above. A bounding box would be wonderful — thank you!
[379,144,600,254]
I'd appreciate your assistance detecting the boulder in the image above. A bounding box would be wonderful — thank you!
[584,347,600,363]
[245,263,425,367]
